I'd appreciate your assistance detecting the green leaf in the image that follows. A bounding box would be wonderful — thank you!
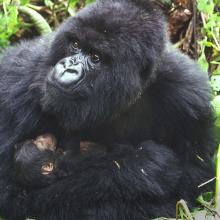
[211,76,220,92]
[197,192,214,205]
[203,41,214,47]
[68,0,80,8]
[216,144,220,211]
[198,55,209,72]
[0,3,19,49]
[20,0,30,5]
[212,95,220,127]
[197,0,214,13]
[44,0,53,8]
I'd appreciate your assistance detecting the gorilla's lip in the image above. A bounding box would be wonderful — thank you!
[47,69,85,90]
[46,80,87,101]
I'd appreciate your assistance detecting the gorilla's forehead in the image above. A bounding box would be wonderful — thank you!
[76,0,139,28]
[62,1,157,55]
[55,0,165,62]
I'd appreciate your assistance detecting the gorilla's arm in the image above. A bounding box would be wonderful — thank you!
[0,140,213,220]
[28,141,181,220]
[0,37,52,144]
[0,38,55,219]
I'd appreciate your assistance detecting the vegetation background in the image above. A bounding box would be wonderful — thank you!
[0,0,219,219]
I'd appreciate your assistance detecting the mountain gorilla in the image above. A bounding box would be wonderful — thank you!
[0,0,215,219]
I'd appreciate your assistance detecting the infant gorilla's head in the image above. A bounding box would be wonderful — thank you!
[42,0,166,130]
[14,134,59,186]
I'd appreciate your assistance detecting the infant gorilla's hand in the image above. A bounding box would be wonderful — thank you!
[14,134,63,187]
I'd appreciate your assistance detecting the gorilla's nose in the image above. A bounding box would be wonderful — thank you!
[54,57,83,85]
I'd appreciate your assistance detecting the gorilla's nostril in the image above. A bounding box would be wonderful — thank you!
[60,60,66,67]
[72,57,78,64]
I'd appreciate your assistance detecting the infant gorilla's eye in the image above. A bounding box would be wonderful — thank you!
[90,54,100,64]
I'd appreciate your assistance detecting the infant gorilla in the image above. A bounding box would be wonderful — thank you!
[14,134,102,187]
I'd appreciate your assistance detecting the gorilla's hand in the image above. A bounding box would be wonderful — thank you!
[26,141,181,220]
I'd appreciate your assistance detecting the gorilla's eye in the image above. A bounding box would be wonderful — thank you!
[90,54,100,64]
[72,41,80,50]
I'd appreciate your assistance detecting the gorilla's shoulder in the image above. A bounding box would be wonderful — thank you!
[149,46,212,120]
[0,35,54,112]
[0,35,53,71]
[156,46,209,89]
[0,35,53,92]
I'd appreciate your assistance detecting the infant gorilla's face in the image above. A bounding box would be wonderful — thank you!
[33,134,57,175]
[42,0,165,130]
[14,134,58,177]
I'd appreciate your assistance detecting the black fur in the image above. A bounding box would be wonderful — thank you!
[0,0,215,219]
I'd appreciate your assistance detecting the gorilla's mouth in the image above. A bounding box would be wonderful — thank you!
[48,67,84,87]
[46,79,87,101]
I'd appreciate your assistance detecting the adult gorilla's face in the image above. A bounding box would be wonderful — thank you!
[42,0,166,130]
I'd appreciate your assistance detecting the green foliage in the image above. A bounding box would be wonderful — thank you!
[197,0,220,217]
[0,1,19,49]
[216,145,220,211]
[18,6,52,35]
[0,0,95,49]
[153,193,216,219]
[198,3,220,204]
[197,0,215,13]
[197,0,220,74]
[176,200,193,220]
[0,0,52,50]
